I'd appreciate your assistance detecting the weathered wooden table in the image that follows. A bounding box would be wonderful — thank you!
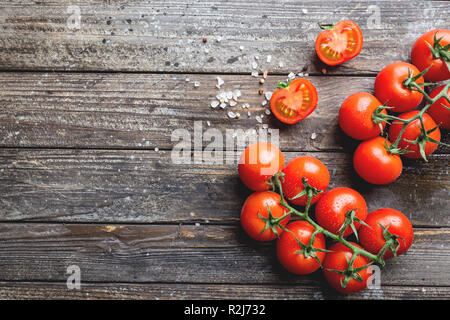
[0,0,448,300]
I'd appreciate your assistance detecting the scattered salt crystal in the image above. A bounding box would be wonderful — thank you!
[252,61,258,69]
[265,91,272,100]
[302,8,308,14]
[251,71,259,77]
[297,72,304,77]
[262,124,269,129]
[226,91,233,100]
[194,81,200,87]
[239,45,244,51]
[206,121,211,127]
[204,48,210,53]
[254,55,259,60]
[261,100,267,106]
[185,78,190,82]
[229,100,237,107]
[265,109,271,115]
[232,89,241,100]
[216,77,224,89]
[220,102,227,109]
[266,55,272,63]
[256,115,262,123]
[288,72,296,80]
[228,111,236,118]
[195,222,200,227]
[304,73,309,77]
[247,111,251,116]
[311,132,317,140]
[216,36,222,42]
[211,100,219,108]
[242,103,250,109]
[279,61,284,68]
[154,147,159,152]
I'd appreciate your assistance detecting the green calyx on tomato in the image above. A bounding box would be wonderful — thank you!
[375,223,407,260]
[325,252,373,289]
[338,209,370,242]
[427,32,450,72]
[257,205,291,238]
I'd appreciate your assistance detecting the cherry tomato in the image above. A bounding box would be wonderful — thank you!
[315,20,363,66]
[276,221,326,275]
[338,92,386,140]
[353,136,402,185]
[238,142,285,191]
[240,191,290,241]
[315,187,367,237]
[388,111,441,159]
[374,62,424,113]
[411,29,450,82]
[427,85,450,130]
[270,78,318,124]
[359,208,414,260]
[281,156,330,206]
[322,242,372,294]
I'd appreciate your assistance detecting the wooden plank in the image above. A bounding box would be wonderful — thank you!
[0,149,448,226]
[0,282,447,300]
[0,1,448,74]
[0,72,448,151]
[0,223,447,287]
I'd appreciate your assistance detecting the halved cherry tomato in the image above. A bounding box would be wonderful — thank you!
[388,111,441,159]
[338,92,387,140]
[276,220,326,275]
[359,208,414,260]
[427,85,450,130]
[270,78,318,124]
[240,191,290,241]
[315,20,363,66]
[374,62,424,113]
[281,156,330,206]
[411,29,450,82]
[353,137,403,185]
[238,142,285,191]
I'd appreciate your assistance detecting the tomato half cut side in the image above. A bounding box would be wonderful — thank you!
[270,78,318,124]
[315,20,363,66]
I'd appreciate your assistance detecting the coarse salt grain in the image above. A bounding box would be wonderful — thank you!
[229,100,237,107]
[232,90,241,100]
[210,100,219,108]
[220,102,227,109]
[251,71,259,77]
[266,55,272,63]
[228,111,236,118]
[194,81,200,87]
[261,100,267,106]
[252,61,258,69]
[206,121,211,126]
[265,91,272,100]
[216,77,224,89]
[256,115,262,123]
[265,109,271,115]
[288,72,296,80]
[311,132,317,140]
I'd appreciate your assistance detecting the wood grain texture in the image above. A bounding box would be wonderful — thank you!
[0,149,448,226]
[0,72,448,151]
[0,282,447,300]
[0,223,447,288]
[0,1,448,74]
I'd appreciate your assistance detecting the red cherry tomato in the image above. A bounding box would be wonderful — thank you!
[359,208,414,260]
[238,142,285,191]
[315,187,367,237]
[353,137,403,185]
[281,156,330,206]
[276,220,326,275]
[374,62,424,113]
[270,78,318,124]
[322,242,372,294]
[240,191,290,241]
[388,111,441,159]
[427,85,450,130]
[315,20,363,66]
[338,92,386,140]
[411,29,450,82]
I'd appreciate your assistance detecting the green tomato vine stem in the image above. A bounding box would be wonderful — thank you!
[272,175,386,267]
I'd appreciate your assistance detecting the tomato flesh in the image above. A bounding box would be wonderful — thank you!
[316,21,363,66]
[270,78,318,124]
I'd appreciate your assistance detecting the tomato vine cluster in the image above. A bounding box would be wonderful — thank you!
[237,26,449,294]
[238,142,414,294]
